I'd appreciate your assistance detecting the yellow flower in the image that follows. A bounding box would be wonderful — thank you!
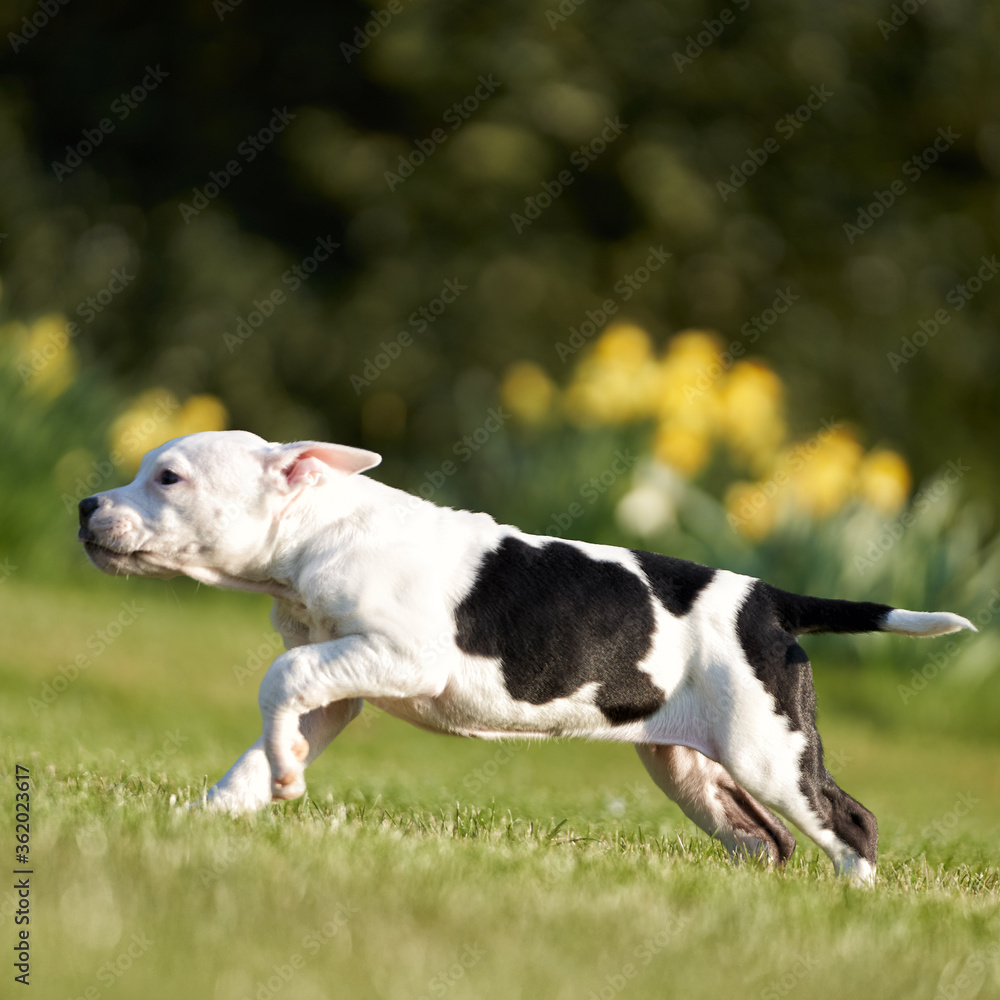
[564,323,659,426]
[663,329,723,368]
[656,330,724,420]
[501,361,557,425]
[110,389,228,470]
[787,426,863,518]
[857,448,911,512]
[171,394,229,439]
[592,322,653,366]
[653,420,711,477]
[725,480,779,540]
[717,361,786,473]
[14,314,78,399]
[110,389,181,468]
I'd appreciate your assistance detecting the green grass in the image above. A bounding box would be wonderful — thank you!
[2,578,999,1000]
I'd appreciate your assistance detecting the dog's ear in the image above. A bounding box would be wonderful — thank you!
[267,441,382,489]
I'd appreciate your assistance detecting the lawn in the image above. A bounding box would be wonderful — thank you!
[2,577,998,1000]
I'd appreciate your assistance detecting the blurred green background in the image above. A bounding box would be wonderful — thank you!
[2,2,999,997]
[2,0,1000,603]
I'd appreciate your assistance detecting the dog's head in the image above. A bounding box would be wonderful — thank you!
[78,430,381,591]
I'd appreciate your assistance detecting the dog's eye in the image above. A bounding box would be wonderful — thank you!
[158,469,181,486]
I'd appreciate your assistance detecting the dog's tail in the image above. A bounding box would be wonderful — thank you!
[763,584,977,637]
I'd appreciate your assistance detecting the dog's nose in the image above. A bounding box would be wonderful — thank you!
[79,496,100,527]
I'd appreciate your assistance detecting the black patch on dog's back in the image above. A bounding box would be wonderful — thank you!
[454,536,665,724]
[632,550,715,616]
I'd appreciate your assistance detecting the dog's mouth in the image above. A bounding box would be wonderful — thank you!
[79,530,185,580]
[79,531,147,570]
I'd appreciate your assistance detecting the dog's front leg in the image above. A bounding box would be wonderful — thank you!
[258,634,442,800]
[204,699,364,813]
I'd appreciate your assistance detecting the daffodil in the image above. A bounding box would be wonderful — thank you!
[725,480,780,540]
[788,426,863,518]
[856,448,911,512]
[717,361,785,473]
[110,389,228,469]
[564,323,659,425]
[14,315,78,399]
[500,361,557,425]
[653,420,712,476]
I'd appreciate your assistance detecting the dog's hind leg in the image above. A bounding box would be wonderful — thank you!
[719,607,879,883]
[635,743,796,864]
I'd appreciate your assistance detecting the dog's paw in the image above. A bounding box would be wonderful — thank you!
[269,741,309,800]
[835,854,876,887]
[270,769,307,801]
[263,714,311,800]
[269,740,309,799]
[195,774,276,815]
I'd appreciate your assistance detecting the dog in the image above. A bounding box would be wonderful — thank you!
[77,430,975,883]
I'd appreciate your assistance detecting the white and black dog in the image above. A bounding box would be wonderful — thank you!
[78,431,975,883]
